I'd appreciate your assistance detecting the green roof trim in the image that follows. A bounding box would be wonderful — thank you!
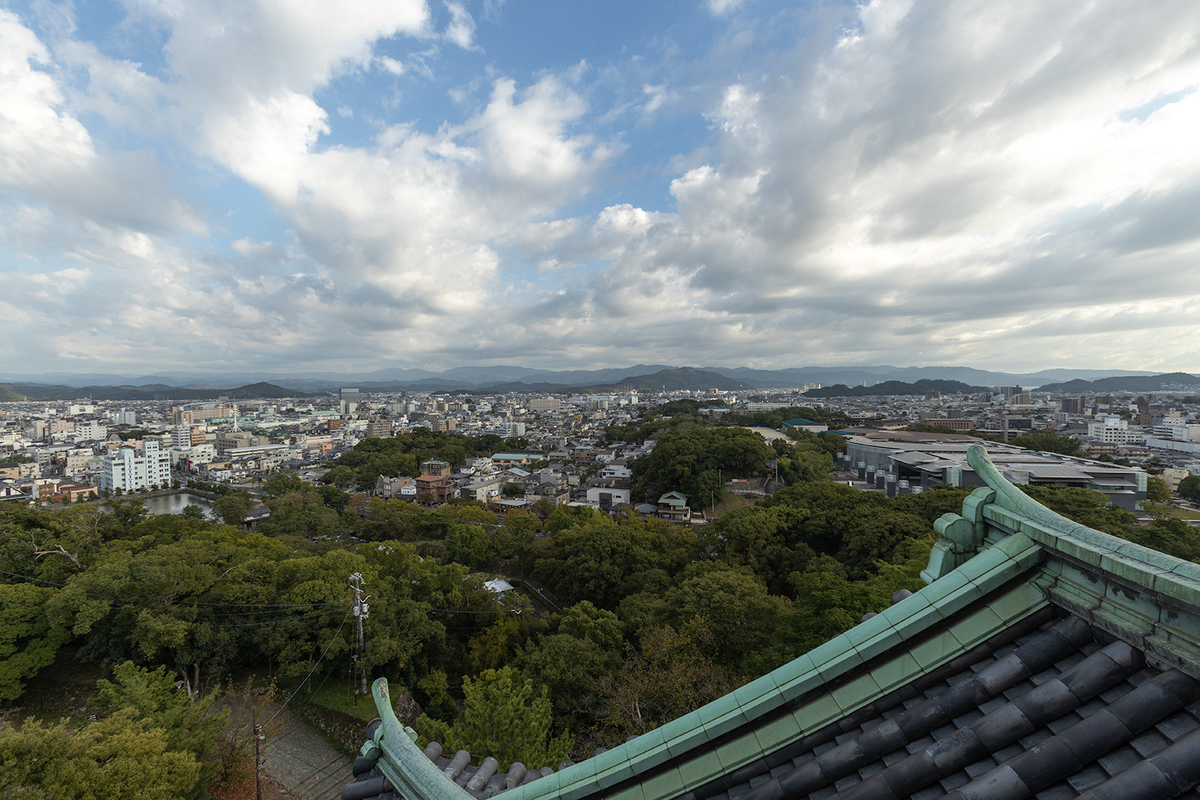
[959,444,1200,678]
[365,679,474,800]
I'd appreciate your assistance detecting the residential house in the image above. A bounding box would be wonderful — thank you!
[656,490,692,523]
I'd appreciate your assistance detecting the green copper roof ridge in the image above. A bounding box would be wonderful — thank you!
[966,444,1094,535]
[367,677,476,800]
[967,443,1200,592]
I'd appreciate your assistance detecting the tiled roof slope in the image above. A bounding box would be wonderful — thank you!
[343,445,1200,800]
[702,616,1200,800]
[345,733,601,799]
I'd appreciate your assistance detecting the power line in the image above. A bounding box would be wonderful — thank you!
[184,599,344,608]
[212,609,345,628]
[0,569,343,611]
[266,608,351,726]
[425,606,513,615]
[202,603,342,617]
[0,569,67,588]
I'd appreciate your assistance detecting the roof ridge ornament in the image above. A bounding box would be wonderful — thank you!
[966,443,1098,535]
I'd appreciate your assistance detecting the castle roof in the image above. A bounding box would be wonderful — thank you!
[343,445,1200,800]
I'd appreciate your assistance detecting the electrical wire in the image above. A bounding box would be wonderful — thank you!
[0,569,342,612]
[266,608,351,726]
[202,603,342,617]
[425,606,512,614]
[212,609,345,628]
[0,568,67,588]
[183,599,344,608]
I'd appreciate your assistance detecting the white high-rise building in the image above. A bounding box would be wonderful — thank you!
[74,420,108,441]
[101,440,170,493]
[172,424,194,449]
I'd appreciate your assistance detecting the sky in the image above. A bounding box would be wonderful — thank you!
[1,0,1199,377]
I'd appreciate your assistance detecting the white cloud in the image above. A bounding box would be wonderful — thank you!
[0,10,200,235]
[376,55,406,75]
[4,0,1200,374]
[0,10,95,189]
[513,0,1200,370]
[444,1,478,51]
[707,0,745,17]
[641,83,668,114]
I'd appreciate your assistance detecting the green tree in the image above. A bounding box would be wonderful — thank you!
[260,471,308,500]
[519,602,625,731]
[417,666,572,770]
[321,464,359,490]
[1146,476,1172,504]
[180,504,207,520]
[444,524,494,568]
[316,484,352,511]
[0,583,70,701]
[1179,475,1200,505]
[631,426,777,510]
[497,510,541,559]
[105,498,150,536]
[260,490,339,538]
[596,626,742,742]
[468,615,521,673]
[94,661,226,797]
[661,567,789,667]
[29,503,110,572]
[211,492,252,526]
[1010,428,1082,456]
[0,711,202,800]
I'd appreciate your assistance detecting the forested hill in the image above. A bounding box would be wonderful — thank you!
[802,379,986,397]
[1034,372,1200,393]
[0,381,313,401]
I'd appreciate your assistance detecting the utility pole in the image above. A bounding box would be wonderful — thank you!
[253,710,264,800]
[349,572,370,706]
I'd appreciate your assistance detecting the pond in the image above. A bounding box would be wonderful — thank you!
[137,492,216,518]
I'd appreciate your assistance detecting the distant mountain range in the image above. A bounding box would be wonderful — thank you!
[1033,372,1200,394]
[0,365,1169,393]
[512,367,749,393]
[3,366,1193,403]
[0,382,313,402]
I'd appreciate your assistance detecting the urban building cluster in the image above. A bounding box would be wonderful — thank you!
[1,379,1196,518]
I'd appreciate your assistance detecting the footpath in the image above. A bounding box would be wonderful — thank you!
[223,696,352,800]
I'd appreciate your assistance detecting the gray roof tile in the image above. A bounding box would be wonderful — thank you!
[343,614,1200,800]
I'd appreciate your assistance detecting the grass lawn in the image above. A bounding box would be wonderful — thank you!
[276,667,380,723]
[1142,502,1200,521]
[706,491,757,520]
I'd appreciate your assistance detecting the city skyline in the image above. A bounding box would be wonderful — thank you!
[2,0,1199,375]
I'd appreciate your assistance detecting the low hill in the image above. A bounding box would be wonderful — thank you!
[802,379,986,398]
[1034,372,1200,393]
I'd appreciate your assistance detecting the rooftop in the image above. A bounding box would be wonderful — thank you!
[343,444,1200,800]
